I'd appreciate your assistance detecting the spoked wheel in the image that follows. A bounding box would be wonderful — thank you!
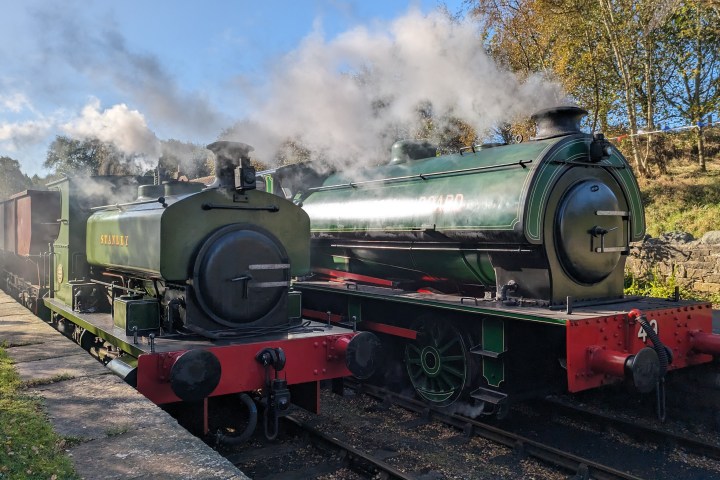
[404,319,473,406]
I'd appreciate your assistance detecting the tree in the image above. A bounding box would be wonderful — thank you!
[595,0,682,176]
[661,0,720,171]
[468,0,687,177]
[0,157,33,200]
[534,0,620,132]
[158,139,212,180]
[471,0,555,77]
[44,136,142,176]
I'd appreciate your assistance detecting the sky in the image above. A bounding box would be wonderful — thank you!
[0,0,565,177]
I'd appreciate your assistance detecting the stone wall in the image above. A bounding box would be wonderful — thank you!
[625,231,720,295]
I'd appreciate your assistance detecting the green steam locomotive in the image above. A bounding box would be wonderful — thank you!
[0,141,377,441]
[261,107,719,417]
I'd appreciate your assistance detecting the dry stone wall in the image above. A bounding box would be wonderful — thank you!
[625,231,720,295]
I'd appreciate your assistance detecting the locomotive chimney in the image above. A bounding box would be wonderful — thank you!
[531,106,587,140]
[206,141,255,190]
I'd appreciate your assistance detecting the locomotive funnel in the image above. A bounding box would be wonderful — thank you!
[206,141,254,189]
[531,106,587,140]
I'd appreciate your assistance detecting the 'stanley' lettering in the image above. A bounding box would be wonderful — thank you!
[99,234,129,246]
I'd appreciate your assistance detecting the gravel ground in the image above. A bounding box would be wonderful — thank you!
[217,387,566,479]
[492,394,720,479]
[288,389,566,480]
[200,364,720,480]
[554,361,720,446]
[309,383,720,479]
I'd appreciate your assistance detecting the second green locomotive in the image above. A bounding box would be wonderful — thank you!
[261,107,719,417]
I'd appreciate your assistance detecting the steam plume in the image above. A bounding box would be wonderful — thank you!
[62,99,161,159]
[222,9,566,171]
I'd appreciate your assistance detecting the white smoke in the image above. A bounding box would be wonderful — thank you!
[223,9,566,170]
[444,400,491,419]
[0,118,53,151]
[0,96,161,174]
[61,98,161,172]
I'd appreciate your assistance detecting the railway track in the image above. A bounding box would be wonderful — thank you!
[542,396,720,461]
[218,385,569,479]
[225,413,414,479]
[345,380,642,480]
[217,378,720,479]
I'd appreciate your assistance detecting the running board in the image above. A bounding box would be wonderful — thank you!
[470,345,505,359]
[470,386,508,405]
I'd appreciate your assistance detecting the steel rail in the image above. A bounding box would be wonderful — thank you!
[543,397,720,461]
[282,414,415,480]
[347,381,643,480]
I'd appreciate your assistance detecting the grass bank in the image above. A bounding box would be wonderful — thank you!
[0,344,78,480]
[638,160,720,238]
[630,158,720,306]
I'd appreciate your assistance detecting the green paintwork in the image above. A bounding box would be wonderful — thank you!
[297,282,568,326]
[113,296,160,335]
[44,298,145,357]
[523,137,645,243]
[300,134,645,295]
[303,140,554,236]
[48,178,84,306]
[481,317,505,352]
[404,320,469,405]
[261,174,276,196]
[304,134,644,243]
[348,297,362,323]
[86,188,310,280]
[48,176,141,306]
[313,244,495,286]
[481,317,505,387]
[288,290,302,319]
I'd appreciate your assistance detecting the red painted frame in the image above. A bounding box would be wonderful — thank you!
[302,308,418,340]
[313,268,397,287]
[566,303,714,392]
[136,332,357,404]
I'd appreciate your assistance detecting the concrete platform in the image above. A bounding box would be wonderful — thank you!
[0,291,248,480]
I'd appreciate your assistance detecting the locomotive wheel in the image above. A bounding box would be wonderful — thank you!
[404,319,472,406]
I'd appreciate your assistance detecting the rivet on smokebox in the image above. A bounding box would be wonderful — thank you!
[313,369,318,375]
